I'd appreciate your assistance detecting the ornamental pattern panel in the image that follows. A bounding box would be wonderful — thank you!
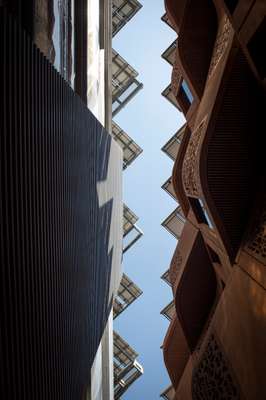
[182,119,206,197]
[169,247,183,286]
[208,16,232,78]
[192,334,241,400]
[171,53,182,96]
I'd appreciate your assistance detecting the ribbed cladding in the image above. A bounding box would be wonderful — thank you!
[1,0,34,36]
[0,9,122,400]
[206,50,260,260]
[178,0,218,98]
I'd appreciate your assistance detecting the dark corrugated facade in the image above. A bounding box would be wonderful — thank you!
[0,8,122,399]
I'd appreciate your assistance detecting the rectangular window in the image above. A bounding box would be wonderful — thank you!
[181,80,193,104]
[189,197,213,229]
[199,199,214,229]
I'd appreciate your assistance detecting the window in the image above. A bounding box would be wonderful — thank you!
[189,197,214,229]
[199,199,214,229]
[181,80,193,103]
[178,79,194,114]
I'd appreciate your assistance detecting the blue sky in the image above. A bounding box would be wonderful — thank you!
[113,1,185,398]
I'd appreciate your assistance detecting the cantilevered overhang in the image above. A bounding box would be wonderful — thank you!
[162,177,177,201]
[173,0,218,98]
[112,0,142,37]
[162,83,181,111]
[161,207,185,239]
[123,204,143,253]
[173,222,217,352]
[160,385,176,399]
[164,0,187,33]
[112,49,143,115]
[161,12,175,30]
[113,331,143,398]
[182,39,262,261]
[113,273,142,318]
[112,121,143,169]
[162,40,177,66]
[161,269,172,287]
[163,315,190,389]
[161,301,176,321]
[161,124,186,162]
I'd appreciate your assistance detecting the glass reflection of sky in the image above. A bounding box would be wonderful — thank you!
[181,79,194,103]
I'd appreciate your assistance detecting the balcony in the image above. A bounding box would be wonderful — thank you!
[160,385,176,400]
[113,331,143,399]
[161,269,172,287]
[164,0,187,33]
[160,300,176,321]
[112,49,143,116]
[174,228,217,351]
[161,206,185,239]
[112,0,142,37]
[163,316,190,389]
[162,40,177,66]
[123,205,143,253]
[182,44,261,260]
[161,84,181,111]
[162,177,177,201]
[166,0,218,98]
[113,273,142,319]
[112,121,143,169]
[161,12,175,30]
[161,124,186,161]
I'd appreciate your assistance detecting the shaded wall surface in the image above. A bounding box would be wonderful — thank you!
[0,8,122,400]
